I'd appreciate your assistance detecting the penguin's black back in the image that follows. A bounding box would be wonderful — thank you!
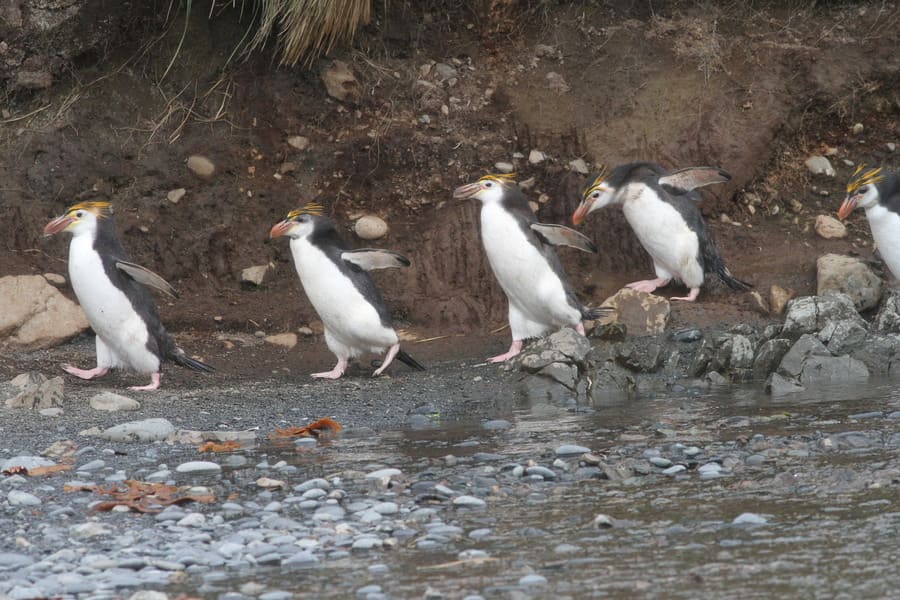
[308,218,394,329]
[877,172,900,214]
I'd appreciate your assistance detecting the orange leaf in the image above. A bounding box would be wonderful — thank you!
[269,417,342,440]
[197,440,242,453]
[26,464,73,477]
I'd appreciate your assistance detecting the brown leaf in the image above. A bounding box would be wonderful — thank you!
[25,464,73,477]
[197,440,242,453]
[67,479,216,514]
[269,417,342,440]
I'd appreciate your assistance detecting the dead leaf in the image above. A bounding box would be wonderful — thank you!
[25,464,72,477]
[269,417,342,441]
[197,440,242,453]
[66,479,215,514]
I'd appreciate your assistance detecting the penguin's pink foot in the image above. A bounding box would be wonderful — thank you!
[575,322,586,336]
[670,288,700,302]
[313,358,348,380]
[61,364,108,380]
[625,278,670,294]
[487,339,524,363]
[129,372,161,391]
[373,344,400,377]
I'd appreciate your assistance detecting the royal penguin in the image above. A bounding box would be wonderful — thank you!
[838,165,900,279]
[43,201,213,390]
[572,161,750,302]
[269,202,425,379]
[453,173,613,363]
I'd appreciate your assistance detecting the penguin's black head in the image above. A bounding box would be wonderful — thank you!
[572,168,615,225]
[270,202,326,240]
[43,201,112,237]
[453,173,517,204]
[838,165,884,220]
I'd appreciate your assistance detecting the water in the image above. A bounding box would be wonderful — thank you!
[209,380,900,599]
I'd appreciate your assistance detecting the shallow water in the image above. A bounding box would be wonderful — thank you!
[211,380,900,599]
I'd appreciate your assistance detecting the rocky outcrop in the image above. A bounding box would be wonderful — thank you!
[0,275,88,349]
[599,289,670,335]
[816,254,881,312]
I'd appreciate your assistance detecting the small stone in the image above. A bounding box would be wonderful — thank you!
[888,142,896,152]
[186,155,215,178]
[769,285,795,317]
[99,418,175,443]
[7,490,41,506]
[546,71,570,94]
[733,512,768,525]
[287,135,310,151]
[593,514,615,528]
[804,156,835,177]
[528,150,546,164]
[365,468,402,480]
[175,461,221,474]
[555,444,590,456]
[321,60,361,103]
[815,214,847,239]
[817,254,881,312]
[241,264,272,286]
[494,162,515,174]
[43,273,66,287]
[354,215,389,240]
[89,392,140,412]
[256,477,286,488]
[265,333,298,349]
[481,419,512,431]
[519,574,548,587]
[452,495,486,508]
[851,122,864,135]
[649,456,672,468]
[166,188,186,204]
[662,464,687,476]
[568,158,589,174]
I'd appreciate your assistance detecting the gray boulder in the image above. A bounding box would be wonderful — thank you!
[517,328,591,370]
[782,294,865,337]
[778,334,831,378]
[589,360,636,399]
[816,254,881,312]
[817,318,868,354]
[765,372,805,396]
[847,333,900,375]
[753,338,792,378]
[615,340,663,373]
[777,333,869,385]
[873,290,900,332]
[0,275,89,349]
[2,372,64,410]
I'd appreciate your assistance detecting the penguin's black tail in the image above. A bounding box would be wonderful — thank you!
[715,265,753,292]
[398,349,426,371]
[582,305,616,321]
[172,348,216,373]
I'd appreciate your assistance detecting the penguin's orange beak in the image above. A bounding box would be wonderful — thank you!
[453,182,481,199]
[43,215,75,236]
[269,220,293,238]
[571,198,595,226]
[837,195,858,221]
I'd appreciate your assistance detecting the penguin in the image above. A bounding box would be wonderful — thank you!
[453,173,613,363]
[571,161,750,302]
[837,165,900,278]
[269,202,425,379]
[43,201,213,391]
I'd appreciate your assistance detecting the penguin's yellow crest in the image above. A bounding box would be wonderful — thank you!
[846,165,884,195]
[582,165,609,199]
[66,201,113,218]
[477,173,517,186]
[287,202,325,219]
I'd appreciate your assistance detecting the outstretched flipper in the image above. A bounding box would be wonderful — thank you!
[530,223,597,254]
[116,260,178,299]
[659,167,731,194]
[341,249,411,271]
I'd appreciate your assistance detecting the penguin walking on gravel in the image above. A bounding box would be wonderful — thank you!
[572,161,750,302]
[43,201,213,391]
[837,165,900,279]
[269,202,425,379]
[454,173,612,363]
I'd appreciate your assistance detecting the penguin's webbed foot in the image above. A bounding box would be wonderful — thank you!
[372,344,400,377]
[61,364,109,380]
[312,358,348,380]
[670,288,700,302]
[128,372,161,391]
[625,278,670,294]
[487,340,524,363]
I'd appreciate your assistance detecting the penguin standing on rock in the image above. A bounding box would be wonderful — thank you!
[572,161,750,302]
[837,165,900,279]
[453,173,613,363]
[269,202,425,379]
[43,201,214,391]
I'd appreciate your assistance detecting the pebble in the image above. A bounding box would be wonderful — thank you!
[89,391,140,412]
[365,468,402,480]
[555,444,590,455]
[569,158,589,174]
[662,465,687,476]
[167,188,186,204]
[494,162,515,173]
[354,215,389,240]
[733,512,768,525]
[1,456,55,471]
[175,461,222,474]
[481,419,512,431]
[804,155,835,177]
[99,418,175,442]
[525,466,556,479]
[7,490,40,506]
[287,135,310,150]
[519,574,548,587]
[649,456,672,468]
[528,150,546,164]
[186,154,215,178]
[452,495,486,508]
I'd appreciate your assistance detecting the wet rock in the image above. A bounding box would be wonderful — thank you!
[804,156,835,176]
[287,135,309,151]
[589,360,636,397]
[0,275,89,349]
[176,461,221,474]
[89,392,140,412]
[799,354,868,386]
[590,321,626,341]
[769,285,795,317]
[519,574,548,588]
[166,188,186,204]
[873,290,900,332]
[354,215,389,240]
[241,264,272,286]
[7,490,40,506]
[99,418,175,442]
[186,155,215,178]
[321,60,361,103]
[265,333,298,349]
[753,338,792,378]
[816,254,881,312]
[537,362,578,388]
[782,294,865,337]
[714,333,756,371]
[814,215,847,239]
[555,444,590,456]
[452,495,486,508]
[733,512,768,525]
[616,340,662,372]
[778,334,830,378]
[850,333,900,375]
[601,288,670,335]
[765,372,805,395]
[482,419,512,431]
[817,318,868,354]
[670,328,702,343]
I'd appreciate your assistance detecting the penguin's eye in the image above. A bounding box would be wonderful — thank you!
[483,181,493,188]
[591,192,600,199]
[858,186,868,194]
[75,211,85,218]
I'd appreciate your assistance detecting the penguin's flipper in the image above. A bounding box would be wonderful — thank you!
[341,249,411,271]
[530,223,597,254]
[115,260,178,299]
[659,167,731,194]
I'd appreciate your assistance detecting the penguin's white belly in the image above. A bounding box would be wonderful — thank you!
[68,237,158,373]
[290,239,397,354]
[623,188,702,286]
[866,205,900,279]
[480,205,579,331]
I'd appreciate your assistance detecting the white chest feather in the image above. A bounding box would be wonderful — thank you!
[289,238,396,350]
[479,204,578,326]
[621,185,700,278]
[866,205,900,279]
[68,235,156,371]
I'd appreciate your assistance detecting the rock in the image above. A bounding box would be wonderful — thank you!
[555,444,590,455]
[778,334,831,378]
[1,456,55,472]
[769,285,795,316]
[166,188,186,204]
[528,150,546,164]
[546,71,570,94]
[601,288,670,335]
[534,44,558,58]
[43,273,66,287]
[873,290,900,332]
[536,362,578,388]
[321,60,361,103]
[16,70,52,89]
[589,360,636,398]
[814,214,847,239]
[186,155,215,178]
[569,158,589,174]
[816,254,881,312]
[616,340,662,372]
[365,468,402,480]
[98,418,175,442]
[433,62,457,81]
[264,333,297,349]
[753,338,792,378]
[782,294,865,336]
[89,392,140,412]
[733,512,768,525]
[749,290,769,314]
[817,318,867,354]
[354,215,389,240]
[0,275,89,349]
[7,490,40,506]
[888,142,897,152]
[2,372,64,410]
[765,372,805,395]
[799,354,868,386]
[452,495,486,508]
[241,264,272,286]
[176,461,221,474]
[804,156,835,177]
[851,122,864,135]
[494,161,515,173]
[287,135,309,151]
